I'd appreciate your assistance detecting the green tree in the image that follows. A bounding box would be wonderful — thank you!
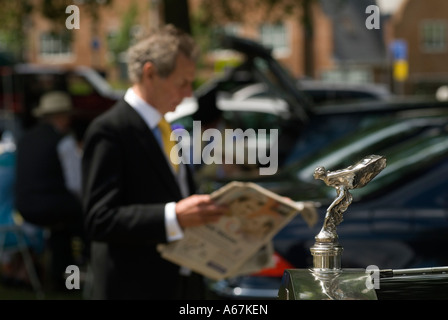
[0,0,112,63]
[108,0,139,66]
[0,0,33,61]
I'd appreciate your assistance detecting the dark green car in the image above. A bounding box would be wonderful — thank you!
[169,35,448,299]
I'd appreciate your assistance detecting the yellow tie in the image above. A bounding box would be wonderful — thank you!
[158,118,179,172]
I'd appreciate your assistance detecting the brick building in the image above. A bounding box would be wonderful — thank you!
[25,0,153,81]
[23,0,387,86]
[388,0,448,94]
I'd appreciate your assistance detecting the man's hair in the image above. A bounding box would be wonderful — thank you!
[127,24,199,83]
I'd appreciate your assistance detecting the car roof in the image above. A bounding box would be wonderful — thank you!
[165,96,289,123]
[298,79,391,98]
[13,63,67,74]
[11,63,124,99]
[315,95,448,116]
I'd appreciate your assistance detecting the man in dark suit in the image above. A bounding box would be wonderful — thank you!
[82,25,226,300]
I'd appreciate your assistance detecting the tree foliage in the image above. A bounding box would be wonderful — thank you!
[108,0,138,65]
[191,0,317,76]
[196,0,307,25]
[0,0,113,60]
[0,0,33,58]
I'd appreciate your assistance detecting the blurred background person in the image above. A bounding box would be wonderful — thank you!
[0,130,45,288]
[14,91,87,291]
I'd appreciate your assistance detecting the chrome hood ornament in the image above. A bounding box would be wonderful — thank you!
[311,155,386,269]
[313,155,387,244]
[278,155,387,300]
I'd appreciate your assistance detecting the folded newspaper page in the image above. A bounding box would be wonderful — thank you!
[157,181,317,280]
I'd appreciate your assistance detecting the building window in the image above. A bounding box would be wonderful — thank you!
[259,23,290,56]
[39,32,73,59]
[421,20,447,52]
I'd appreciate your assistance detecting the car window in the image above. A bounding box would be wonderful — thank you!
[264,123,448,207]
[222,110,283,132]
[67,73,95,96]
[19,73,66,110]
[251,57,310,122]
[0,69,14,95]
[352,128,448,201]
[75,67,116,97]
[292,116,445,181]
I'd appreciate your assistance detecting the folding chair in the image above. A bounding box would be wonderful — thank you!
[0,224,45,299]
[0,136,44,299]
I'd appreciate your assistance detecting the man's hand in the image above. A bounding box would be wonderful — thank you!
[175,194,227,228]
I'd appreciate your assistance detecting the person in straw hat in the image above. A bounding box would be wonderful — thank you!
[15,91,87,291]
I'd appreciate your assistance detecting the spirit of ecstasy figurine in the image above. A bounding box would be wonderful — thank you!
[277,155,387,300]
[313,155,387,243]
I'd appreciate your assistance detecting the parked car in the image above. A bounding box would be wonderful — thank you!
[167,40,448,302]
[204,112,448,299]
[0,63,123,139]
[231,80,391,105]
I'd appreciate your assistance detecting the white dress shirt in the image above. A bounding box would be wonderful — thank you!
[57,134,82,199]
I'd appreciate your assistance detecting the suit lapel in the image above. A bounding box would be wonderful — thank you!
[120,101,183,199]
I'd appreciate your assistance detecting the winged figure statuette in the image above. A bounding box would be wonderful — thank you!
[313,155,387,243]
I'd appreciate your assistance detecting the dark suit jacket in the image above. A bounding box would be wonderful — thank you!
[15,122,83,226]
[82,99,198,300]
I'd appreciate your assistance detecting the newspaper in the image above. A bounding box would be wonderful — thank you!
[157,181,318,280]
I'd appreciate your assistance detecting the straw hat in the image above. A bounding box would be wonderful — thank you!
[33,91,73,117]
